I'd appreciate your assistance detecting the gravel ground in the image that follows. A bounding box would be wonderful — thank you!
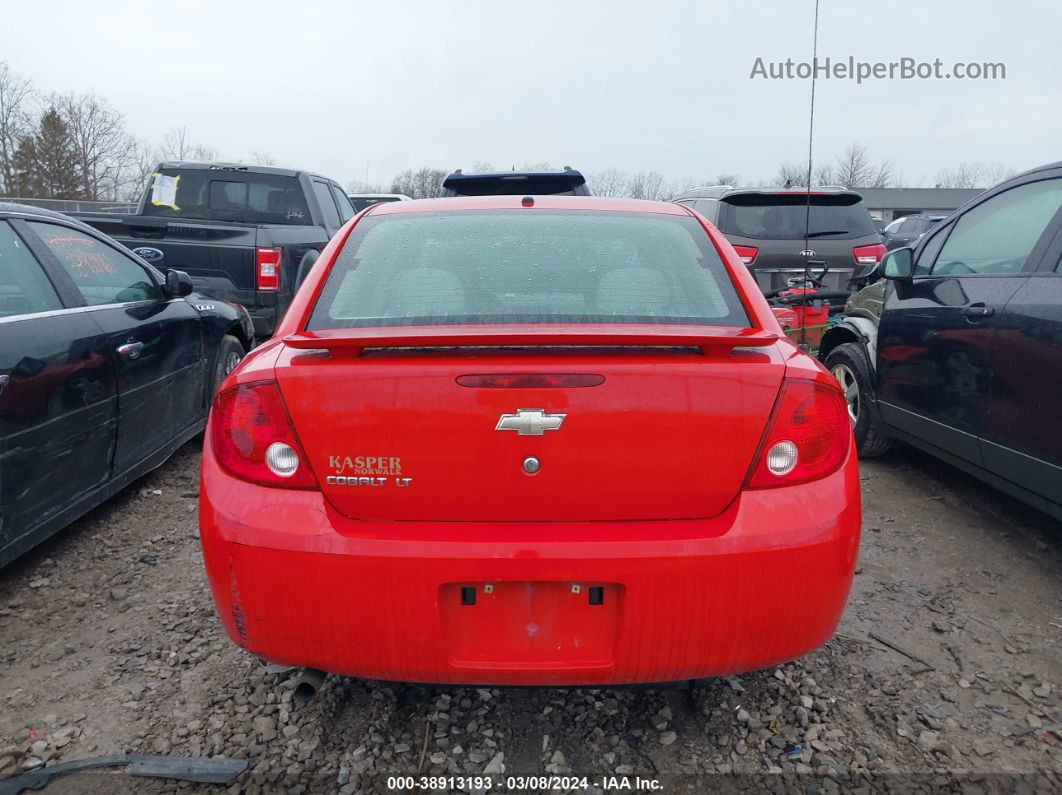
[1,440,1059,793]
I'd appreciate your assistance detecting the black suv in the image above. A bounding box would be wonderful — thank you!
[818,162,1062,520]
[881,213,947,250]
[441,167,590,197]
[673,186,884,293]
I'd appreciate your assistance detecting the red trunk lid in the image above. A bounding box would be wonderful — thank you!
[275,345,784,522]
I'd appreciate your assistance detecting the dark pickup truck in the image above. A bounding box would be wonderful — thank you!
[74,162,355,338]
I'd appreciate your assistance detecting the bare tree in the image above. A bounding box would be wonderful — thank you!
[980,162,1017,187]
[0,62,33,195]
[124,139,158,201]
[934,161,1017,189]
[250,151,277,166]
[586,168,628,197]
[833,143,874,188]
[671,176,699,196]
[160,126,218,161]
[53,92,139,200]
[390,166,448,199]
[520,161,553,171]
[626,171,670,200]
[469,160,494,173]
[775,161,809,187]
[776,145,893,189]
[812,163,835,186]
[346,179,386,194]
[713,173,740,187]
[934,162,985,188]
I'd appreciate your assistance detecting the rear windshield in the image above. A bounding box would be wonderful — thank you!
[307,211,749,330]
[721,194,876,240]
[140,169,312,225]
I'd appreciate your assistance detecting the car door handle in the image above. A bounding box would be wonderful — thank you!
[961,303,995,319]
[116,341,144,359]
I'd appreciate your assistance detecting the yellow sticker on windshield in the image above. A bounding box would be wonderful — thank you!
[149,173,180,210]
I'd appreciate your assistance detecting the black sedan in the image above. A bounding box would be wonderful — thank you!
[0,202,253,566]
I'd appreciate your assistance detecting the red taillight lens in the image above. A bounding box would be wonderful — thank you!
[852,244,886,265]
[210,381,317,489]
[256,247,282,291]
[745,378,850,489]
[732,245,758,265]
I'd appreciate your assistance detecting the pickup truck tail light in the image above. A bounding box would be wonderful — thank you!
[732,245,758,265]
[744,378,850,489]
[210,381,318,489]
[852,244,886,265]
[256,247,282,291]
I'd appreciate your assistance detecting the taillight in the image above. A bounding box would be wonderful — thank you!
[210,381,317,489]
[745,378,850,489]
[256,247,282,291]
[732,245,758,265]
[852,244,886,265]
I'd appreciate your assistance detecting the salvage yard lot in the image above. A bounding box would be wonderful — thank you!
[0,442,1059,792]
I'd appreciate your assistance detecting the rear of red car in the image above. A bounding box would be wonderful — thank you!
[198,196,860,686]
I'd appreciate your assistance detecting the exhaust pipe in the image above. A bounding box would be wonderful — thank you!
[292,668,326,706]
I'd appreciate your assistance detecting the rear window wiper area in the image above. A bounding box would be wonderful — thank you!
[805,230,851,238]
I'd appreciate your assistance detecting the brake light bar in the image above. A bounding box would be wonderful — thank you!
[456,373,605,389]
[732,245,758,265]
[852,244,886,266]
[256,247,282,291]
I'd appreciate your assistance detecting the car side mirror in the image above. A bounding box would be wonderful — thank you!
[164,269,194,297]
[882,247,914,281]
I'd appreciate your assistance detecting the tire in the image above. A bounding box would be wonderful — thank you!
[823,342,893,458]
[210,334,245,397]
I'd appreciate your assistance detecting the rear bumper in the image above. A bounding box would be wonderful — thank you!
[199,448,861,686]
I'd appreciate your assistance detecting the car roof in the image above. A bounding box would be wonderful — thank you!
[155,161,334,181]
[0,201,95,228]
[366,195,690,216]
[675,185,863,201]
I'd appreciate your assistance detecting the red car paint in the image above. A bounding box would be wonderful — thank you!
[199,196,861,686]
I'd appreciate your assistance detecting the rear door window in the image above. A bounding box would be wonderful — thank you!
[331,185,355,222]
[721,194,876,240]
[0,222,62,317]
[141,169,312,225]
[313,181,342,229]
[27,223,161,306]
[308,211,749,330]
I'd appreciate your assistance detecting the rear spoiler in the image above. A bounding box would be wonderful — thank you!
[283,325,777,355]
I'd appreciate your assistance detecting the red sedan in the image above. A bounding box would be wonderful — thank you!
[199,195,860,686]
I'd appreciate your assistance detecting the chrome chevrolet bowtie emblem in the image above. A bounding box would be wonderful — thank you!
[495,409,566,436]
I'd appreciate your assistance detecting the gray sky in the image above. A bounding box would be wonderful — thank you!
[3,0,1058,187]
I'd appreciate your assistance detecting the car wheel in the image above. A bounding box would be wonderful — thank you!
[211,334,245,397]
[824,342,892,458]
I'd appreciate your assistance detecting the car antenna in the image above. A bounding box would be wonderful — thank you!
[799,0,821,353]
